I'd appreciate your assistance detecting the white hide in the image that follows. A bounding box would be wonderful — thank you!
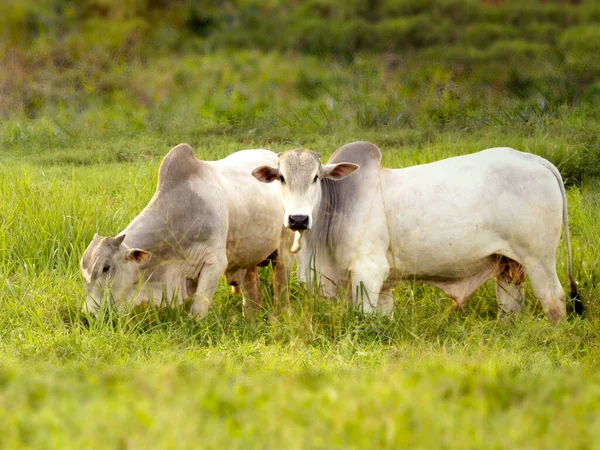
[81,147,290,316]
[292,146,574,323]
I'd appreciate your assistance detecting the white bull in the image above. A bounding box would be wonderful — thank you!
[81,143,292,317]
[252,141,582,323]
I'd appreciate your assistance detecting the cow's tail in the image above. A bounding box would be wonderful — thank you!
[539,158,583,315]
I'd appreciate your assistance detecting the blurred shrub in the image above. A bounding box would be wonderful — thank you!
[378,0,436,17]
[464,23,519,48]
[374,15,453,50]
[483,3,579,27]
[485,40,552,61]
[434,0,483,24]
[522,22,562,44]
[290,18,373,56]
[560,25,600,57]
[295,0,379,20]
[1,0,600,146]
[559,25,600,83]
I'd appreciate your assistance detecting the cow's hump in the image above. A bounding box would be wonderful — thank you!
[327,141,381,167]
[157,143,202,188]
[317,141,382,233]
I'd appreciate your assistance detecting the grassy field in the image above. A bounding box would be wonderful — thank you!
[2,0,600,448]
[0,133,599,448]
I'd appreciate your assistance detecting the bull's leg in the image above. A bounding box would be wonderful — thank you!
[296,244,312,286]
[242,266,261,315]
[190,256,228,318]
[523,257,567,324]
[496,278,524,320]
[273,248,293,312]
[297,247,335,297]
[377,285,394,316]
[351,256,390,314]
[226,269,245,296]
[495,259,526,318]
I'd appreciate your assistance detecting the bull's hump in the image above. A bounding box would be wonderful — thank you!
[328,141,382,167]
[157,143,202,188]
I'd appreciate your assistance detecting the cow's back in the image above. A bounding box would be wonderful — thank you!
[381,147,564,277]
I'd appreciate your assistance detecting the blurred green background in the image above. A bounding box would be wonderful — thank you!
[1,0,599,178]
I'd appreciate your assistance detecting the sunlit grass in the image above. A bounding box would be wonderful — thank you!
[0,135,598,447]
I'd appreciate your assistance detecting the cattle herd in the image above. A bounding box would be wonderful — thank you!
[81,141,583,324]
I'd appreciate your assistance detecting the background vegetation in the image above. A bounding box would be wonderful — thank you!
[2,0,600,179]
[1,0,600,447]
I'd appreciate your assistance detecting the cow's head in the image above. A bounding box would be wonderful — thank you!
[80,233,153,315]
[252,149,359,231]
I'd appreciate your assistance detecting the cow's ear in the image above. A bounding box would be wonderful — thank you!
[109,234,126,247]
[125,248,152,265]
[252,166,279,183]
[321,163,360,180]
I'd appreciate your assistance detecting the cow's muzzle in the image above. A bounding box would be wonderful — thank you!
[288,215,310,231]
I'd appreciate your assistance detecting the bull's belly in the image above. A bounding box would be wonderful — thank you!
[388,255,497,283]
[386,236,514,282]
[225,235,280,271]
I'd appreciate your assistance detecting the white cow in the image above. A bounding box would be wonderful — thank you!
[81,143,292,317]
[252,141,582,323]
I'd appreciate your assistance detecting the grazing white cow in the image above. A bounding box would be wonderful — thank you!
[81,143,292,317]
[252,141,582,323]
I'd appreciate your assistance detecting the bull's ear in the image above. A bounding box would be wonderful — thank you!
[125,248,152,265]
[109,234,126,247]
[252,166,279,183]
[321,163,360,180]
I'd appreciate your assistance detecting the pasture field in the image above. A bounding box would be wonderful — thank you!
[2,0,600,448]
[0,130,600,449]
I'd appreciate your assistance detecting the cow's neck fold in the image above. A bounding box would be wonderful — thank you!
[312,178,341,253]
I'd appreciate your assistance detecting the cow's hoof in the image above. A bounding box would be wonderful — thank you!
[451,299,466,310]
[497,310,520,325]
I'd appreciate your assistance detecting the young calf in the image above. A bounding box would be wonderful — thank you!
[81,144,292,317]
[252,141,582,323]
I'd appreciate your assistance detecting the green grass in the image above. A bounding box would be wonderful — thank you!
[0,133,599,448]
[2,0,600,446]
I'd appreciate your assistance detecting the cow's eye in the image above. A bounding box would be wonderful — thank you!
[279,175,285,184]
[102,265,110,274]
[313,175,318,183]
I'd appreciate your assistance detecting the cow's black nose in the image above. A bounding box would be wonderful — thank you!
[288,215,309,230]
